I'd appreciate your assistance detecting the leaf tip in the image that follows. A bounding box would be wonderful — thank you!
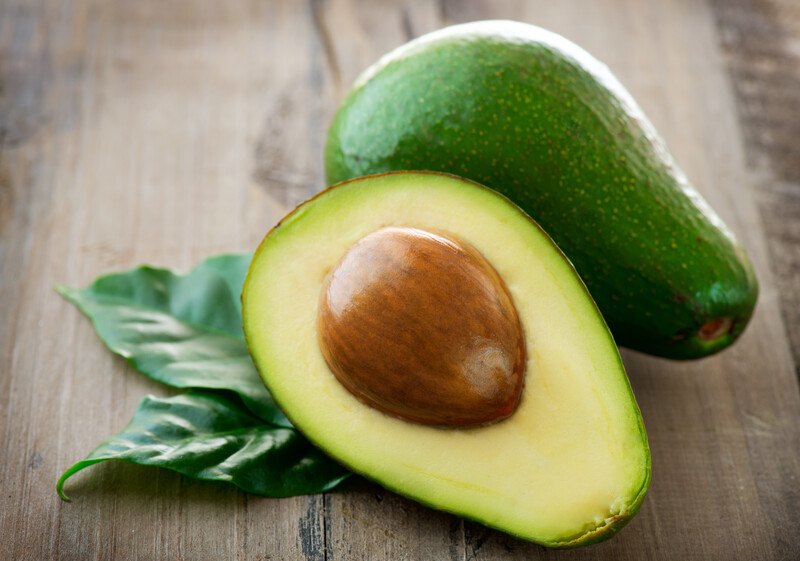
[54,284,76,301]
[56,477,72,502]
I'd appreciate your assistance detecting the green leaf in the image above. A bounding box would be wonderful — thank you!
[57,254,289,427]
[57,391,350,500]
[58,253,352,499]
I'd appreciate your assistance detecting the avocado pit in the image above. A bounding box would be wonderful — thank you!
[317,226,526,427]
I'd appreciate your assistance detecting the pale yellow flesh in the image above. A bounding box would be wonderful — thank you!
[243,173,649,545]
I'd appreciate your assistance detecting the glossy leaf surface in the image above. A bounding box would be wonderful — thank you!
[58,254,351,499]
[57,255,288,427]
[57,392,350,499]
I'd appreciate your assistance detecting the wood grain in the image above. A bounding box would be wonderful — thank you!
[709,0,800,378]
[0,1,798,560]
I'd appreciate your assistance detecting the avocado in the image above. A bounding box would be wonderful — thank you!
[242,172,650,547]
[325,21,758,359]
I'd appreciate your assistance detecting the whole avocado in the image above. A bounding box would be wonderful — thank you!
[325,20,758,359]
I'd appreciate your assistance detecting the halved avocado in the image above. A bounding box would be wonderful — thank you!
[242,172,650,548]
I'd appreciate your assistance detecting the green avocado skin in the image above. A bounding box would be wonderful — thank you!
[325,21,758,359]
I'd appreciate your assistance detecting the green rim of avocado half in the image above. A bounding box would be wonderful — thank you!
[242,171,651,548]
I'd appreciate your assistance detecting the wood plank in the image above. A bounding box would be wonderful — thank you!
[709,0,800,375]
[0,0,798,560]
[0,1,324,560]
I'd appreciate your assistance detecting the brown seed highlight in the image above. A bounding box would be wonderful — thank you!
[317,226,526,427]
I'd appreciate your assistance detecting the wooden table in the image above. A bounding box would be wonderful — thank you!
[2,1,799,559]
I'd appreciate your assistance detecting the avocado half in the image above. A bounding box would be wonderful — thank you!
[325,21,759,359]
[242,172,650,548]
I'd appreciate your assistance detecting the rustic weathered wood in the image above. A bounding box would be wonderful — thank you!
[1,1,798,560]
[0,1,323,560]
[710,0,800,378]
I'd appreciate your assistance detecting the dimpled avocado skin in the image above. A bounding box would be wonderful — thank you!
[325,21,758,359]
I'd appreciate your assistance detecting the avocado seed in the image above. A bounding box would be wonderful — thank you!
[317,226,526,427]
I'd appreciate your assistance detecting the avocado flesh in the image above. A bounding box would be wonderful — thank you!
[325,21,759,359]
[243,172,650,547]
